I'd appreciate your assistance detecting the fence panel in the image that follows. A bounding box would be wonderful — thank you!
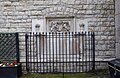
[25,32,95,73]
[0,33,19,62]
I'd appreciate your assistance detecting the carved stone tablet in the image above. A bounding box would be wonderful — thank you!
[46,17,74,32]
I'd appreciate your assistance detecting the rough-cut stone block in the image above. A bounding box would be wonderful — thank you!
[116,43,120,58]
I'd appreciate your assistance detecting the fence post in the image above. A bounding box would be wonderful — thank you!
[92,32,95,70]
[25,33,29,72]
[15,33,20,63]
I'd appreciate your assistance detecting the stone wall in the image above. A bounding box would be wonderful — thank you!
[0,0,115,67]
[115,0,120,58]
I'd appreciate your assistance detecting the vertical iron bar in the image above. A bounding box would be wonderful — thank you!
[59,33,61,72]
[85,32,87,72]
[65,32,67,72]
[91,32,93,70]
[49,32,51,73]
[36,32,38,72]
[15,33,19,63]
[30,32,32,72]
[75,32,77,72]
[69,32,70,73]
[39,32,41,72]
[52,32,54,73]
[90,32,93,69]
[33,32,35,72]
[56,32,57,73]
[72,32,74,72]
[62,32,64,72]
[27,33,29,72]
[46,32,47,73]
[82,32,84,72]
[92,32,95,70]
[62,32,64,77]
[42,32,44,73]
[25,33,29,72]
[88,32,90,71]
[78,32,80,72]
[73,32,75,72]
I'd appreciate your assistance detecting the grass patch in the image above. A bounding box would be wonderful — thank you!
[21,69,110,78]
[22,73,96,78]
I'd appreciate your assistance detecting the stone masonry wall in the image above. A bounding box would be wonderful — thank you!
[115,0,120,58]
[0,0,115,69]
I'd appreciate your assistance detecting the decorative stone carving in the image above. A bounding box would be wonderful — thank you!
[49,21,71,32]
[79,23,85,32]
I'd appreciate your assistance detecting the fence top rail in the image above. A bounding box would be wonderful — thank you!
[25,31,94,33]
[25,32,95,36]
[0,32,18,34]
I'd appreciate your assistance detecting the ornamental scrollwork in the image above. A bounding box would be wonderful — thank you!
[49,21,70,32]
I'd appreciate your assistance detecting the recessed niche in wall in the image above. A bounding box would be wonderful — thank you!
[32,17,88,32]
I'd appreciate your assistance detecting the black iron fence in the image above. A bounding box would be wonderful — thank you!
[25,32,95,73]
